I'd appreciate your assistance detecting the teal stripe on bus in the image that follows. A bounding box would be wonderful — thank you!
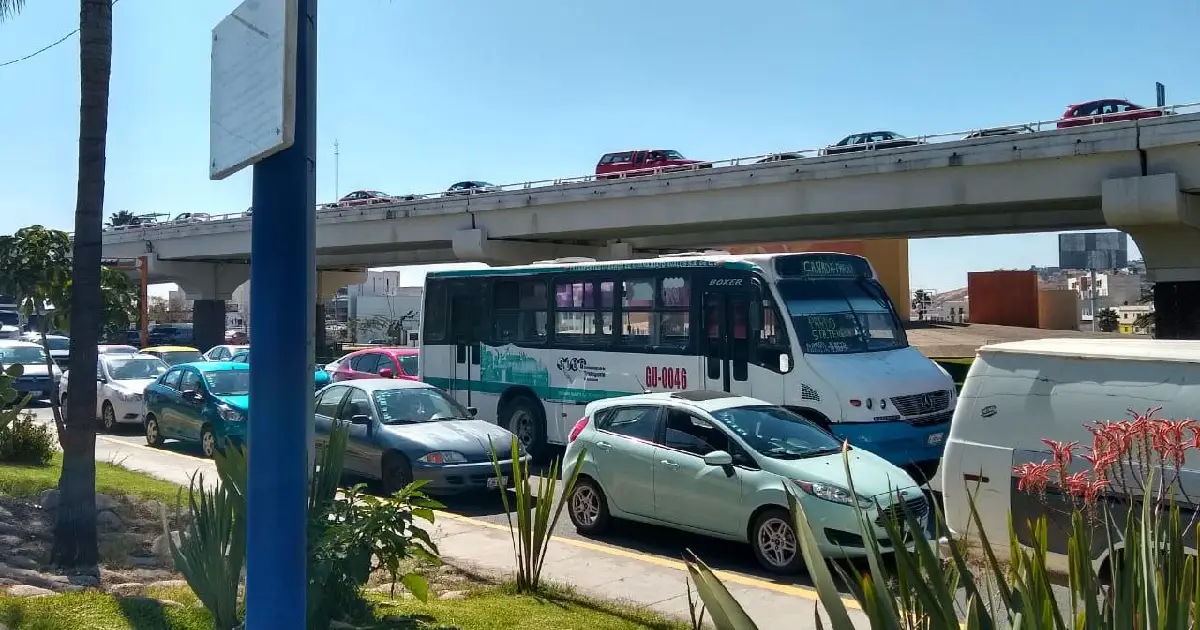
[424,376,635,405]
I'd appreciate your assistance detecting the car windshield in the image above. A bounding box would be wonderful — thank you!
[0,312,18,327]
[204,370,250,396]
[397,355,418,375]
[777,278,908,354]
[158,350,203,365]
[710,405,843,460]
[45,337,70,351]
[373,387,472,425]
[0,346,47,365]
[661,150,685,160]
[107,357,168,380]
[101,345,138,354]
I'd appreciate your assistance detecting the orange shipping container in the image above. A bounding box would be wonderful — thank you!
[967,270,1039,328]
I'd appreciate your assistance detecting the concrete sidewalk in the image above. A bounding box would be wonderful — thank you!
[92,435,870,629]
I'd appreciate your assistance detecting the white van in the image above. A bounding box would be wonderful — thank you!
[939,338,1200,575]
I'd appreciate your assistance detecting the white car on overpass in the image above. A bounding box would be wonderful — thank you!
[60,353,169,431]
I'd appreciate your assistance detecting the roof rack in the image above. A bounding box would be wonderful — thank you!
[669,390,741,402]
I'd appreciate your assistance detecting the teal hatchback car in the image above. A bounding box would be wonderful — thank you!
[229,350,330,390]
[142,361,249,458]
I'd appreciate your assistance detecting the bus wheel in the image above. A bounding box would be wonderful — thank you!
[501,396,548,462]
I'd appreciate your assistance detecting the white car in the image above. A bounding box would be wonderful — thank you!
[60,353,169,431]
[20,333,70,366]
[0,340,61,400]
[203,344,249,362]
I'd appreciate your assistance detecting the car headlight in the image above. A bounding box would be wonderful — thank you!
[116,389,141,402]
[218,406,245,422]
[417,451,467,465]
[792,479,873,509]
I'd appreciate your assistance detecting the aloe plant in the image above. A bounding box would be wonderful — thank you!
[0,363,33,429]
[684,434,1200,630]
[489,436,584,593]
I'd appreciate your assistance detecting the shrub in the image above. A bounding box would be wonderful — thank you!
[490,436,584,594]
[686,411,1200,629]
[168,425,442,629]
[0,412,55,466]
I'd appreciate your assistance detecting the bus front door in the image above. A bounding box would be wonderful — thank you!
[702,291,753,397]
[448,288,483,408]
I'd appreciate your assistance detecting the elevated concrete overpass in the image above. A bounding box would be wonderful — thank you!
[104,110,1200,340]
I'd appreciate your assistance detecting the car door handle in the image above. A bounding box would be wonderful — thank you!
[659,459,679,468]
[594,441,612,451]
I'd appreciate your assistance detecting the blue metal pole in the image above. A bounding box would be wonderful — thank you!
[245,0,317,626]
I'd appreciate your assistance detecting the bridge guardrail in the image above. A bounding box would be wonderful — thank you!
[98,102,1200,237]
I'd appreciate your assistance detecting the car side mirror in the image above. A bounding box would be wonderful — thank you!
[350,414,371,425]
[183,390,203,402]
[702,450,734,467]
[467,406,478,417]
[779,354,790,374]
[378,368,394,379]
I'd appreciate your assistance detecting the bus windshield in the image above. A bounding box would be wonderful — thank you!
[776,278,907,354]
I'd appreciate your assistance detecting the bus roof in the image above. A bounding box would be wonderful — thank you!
[424,251,872,279]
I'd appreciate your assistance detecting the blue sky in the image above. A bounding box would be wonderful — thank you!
[1,0,1193,295]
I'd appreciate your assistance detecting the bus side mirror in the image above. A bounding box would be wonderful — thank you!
[779,354,790,374]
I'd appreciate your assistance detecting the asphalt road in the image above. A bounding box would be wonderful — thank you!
[24,403,1063,624]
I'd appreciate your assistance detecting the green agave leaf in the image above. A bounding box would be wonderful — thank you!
[683,550,758,630]
[786,488,858,630]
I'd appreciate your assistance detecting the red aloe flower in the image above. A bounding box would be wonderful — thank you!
[1041,439,1078,467]
[1082,476,1109,503]
[1014,461,1054,494]
[1062,471,1090,497]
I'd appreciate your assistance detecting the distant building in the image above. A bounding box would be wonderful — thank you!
[1058,231,1129,271]
[1066,272,1144,323]
[1114,304,1154,335]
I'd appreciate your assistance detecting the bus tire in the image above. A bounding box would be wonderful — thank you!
[500,396,548,462]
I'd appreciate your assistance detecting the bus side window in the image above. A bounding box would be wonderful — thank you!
[423,281,448,343]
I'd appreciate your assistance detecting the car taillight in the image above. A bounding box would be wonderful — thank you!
[568,417,590,443]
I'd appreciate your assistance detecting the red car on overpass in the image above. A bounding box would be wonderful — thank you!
[1057,99,1164,129]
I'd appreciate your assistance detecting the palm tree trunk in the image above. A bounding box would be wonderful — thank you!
[51,0,113,569]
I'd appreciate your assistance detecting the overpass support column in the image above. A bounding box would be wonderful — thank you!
[316,271,366,356]
[1102,173,1200,338]
[193,300,226,352]
[145,259,249,349]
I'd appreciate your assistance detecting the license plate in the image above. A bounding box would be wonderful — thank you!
[927,432,945,446]
[487,476,507,489]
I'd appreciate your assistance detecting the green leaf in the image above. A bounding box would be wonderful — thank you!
[400,573,430,602]
[683,550,758,630]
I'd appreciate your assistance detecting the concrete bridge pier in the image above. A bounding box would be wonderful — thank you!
[316,270,366,353]
[1103,173,1200,338]
[146,260,248,350]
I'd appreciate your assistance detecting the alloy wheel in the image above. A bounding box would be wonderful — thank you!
[201,431,217,458]
[757,516,798,569]
[571,485,601,527]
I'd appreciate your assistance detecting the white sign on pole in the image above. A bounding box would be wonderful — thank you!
[209,0,299,181]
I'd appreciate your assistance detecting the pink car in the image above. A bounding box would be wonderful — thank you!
[330,347,419,382]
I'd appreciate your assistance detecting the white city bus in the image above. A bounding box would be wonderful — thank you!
[419,252,956,473]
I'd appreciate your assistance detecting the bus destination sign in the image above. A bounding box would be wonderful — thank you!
[774,254,872,280]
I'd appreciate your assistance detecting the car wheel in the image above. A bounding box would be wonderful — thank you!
[381,452,413,496]
[500,396,548,462]
[200,425,217,458]
[568,477,611,536]
[751,508,805,574]
[101,401,117,433]
[144,414,163,448]
[59,394,68,421]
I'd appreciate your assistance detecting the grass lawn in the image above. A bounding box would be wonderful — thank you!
[0,586,211,630]
[0,583,690,630]
[0,453,185,506]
